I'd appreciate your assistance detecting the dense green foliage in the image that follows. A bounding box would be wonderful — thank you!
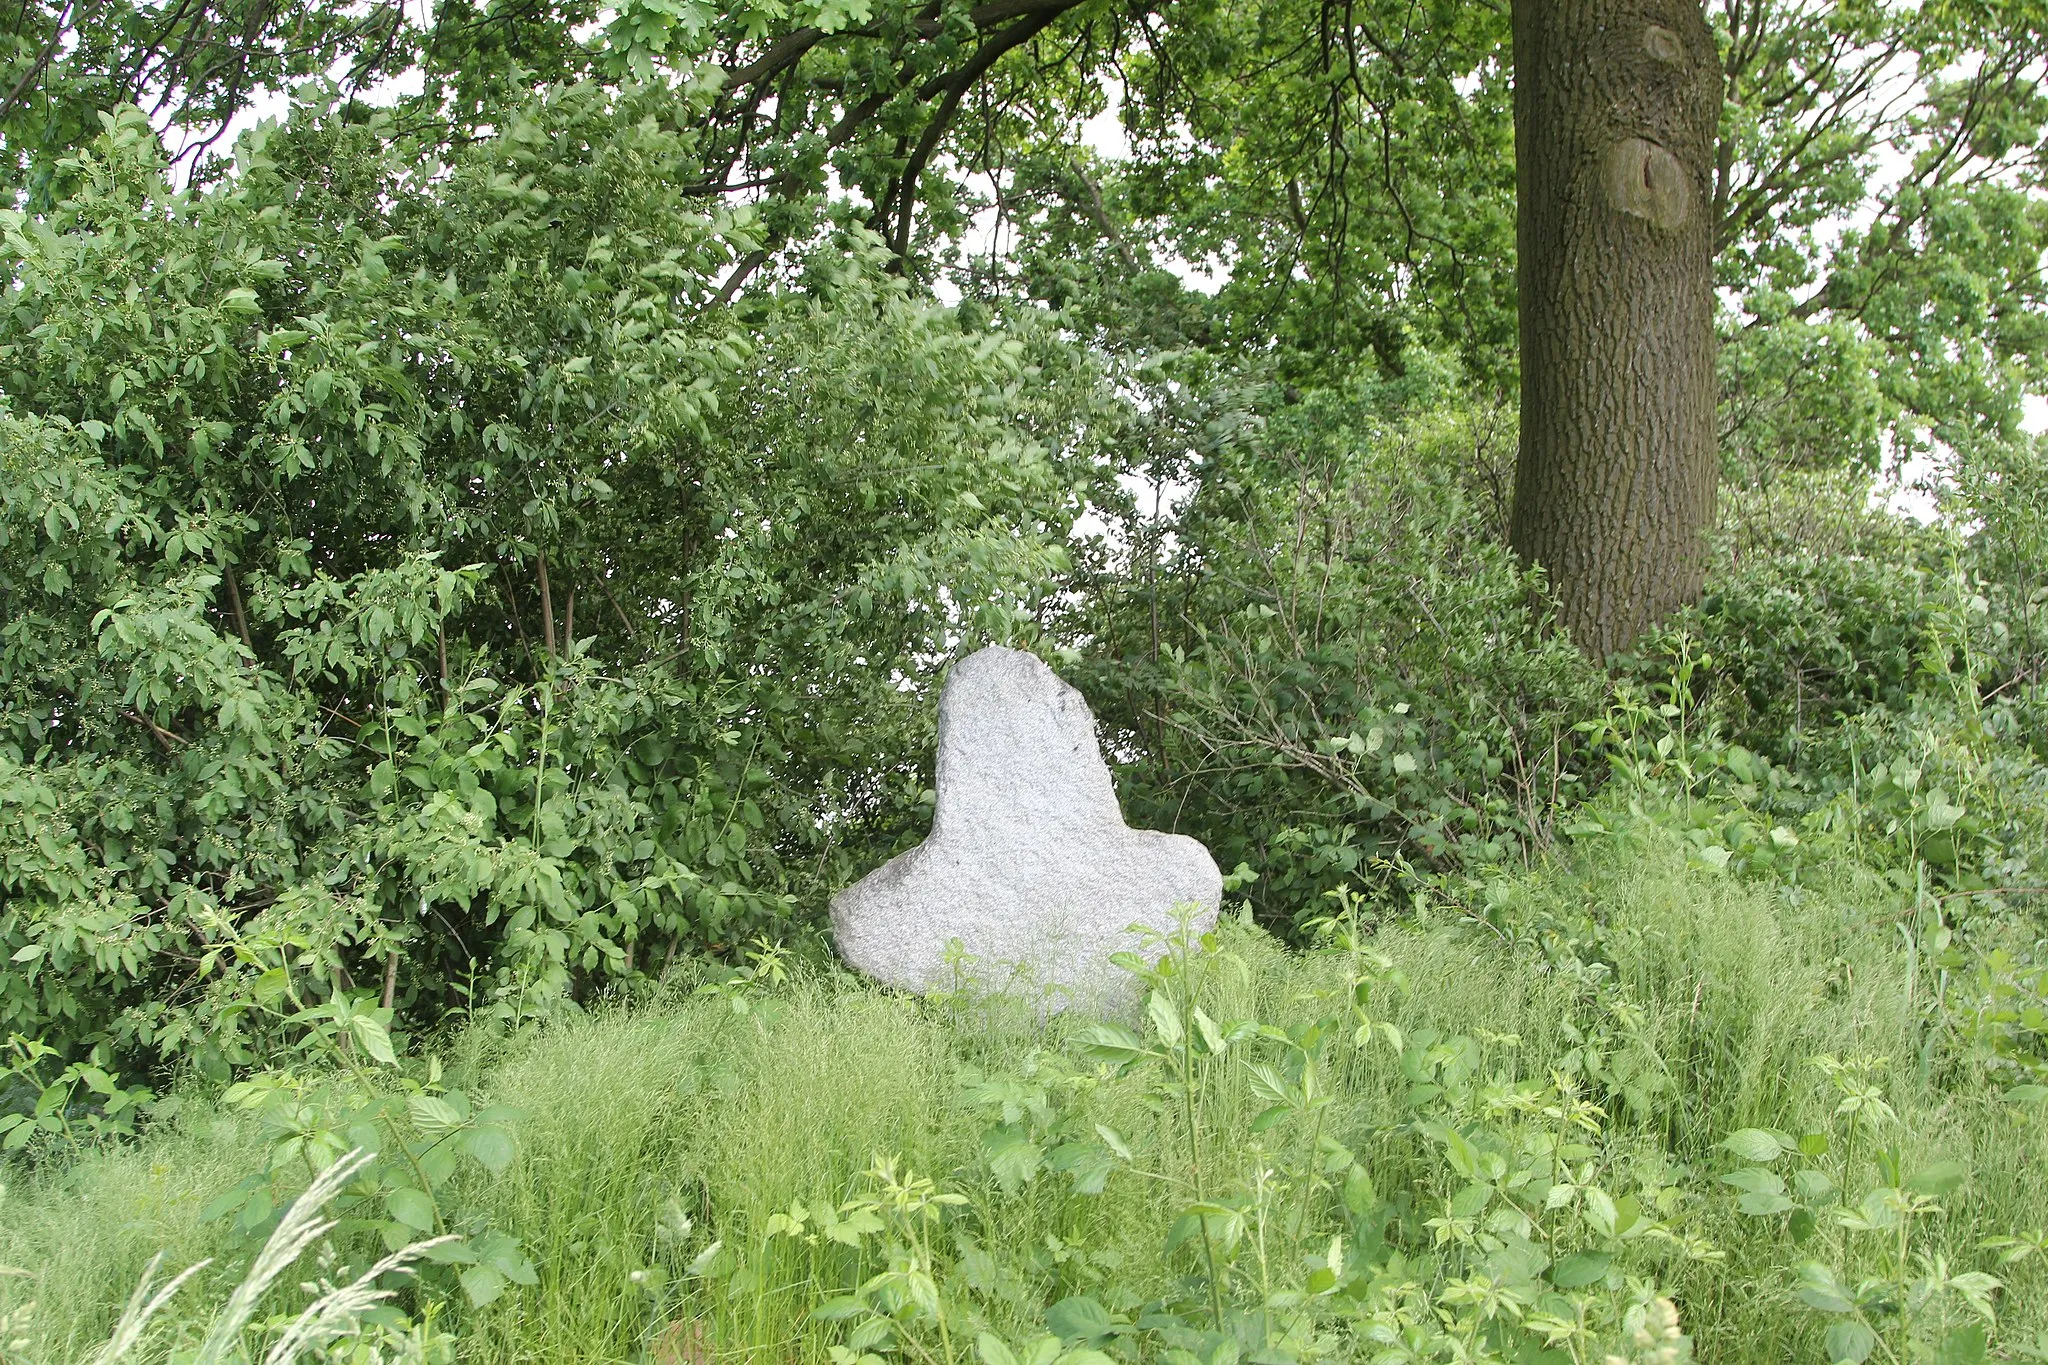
[4,0,2048,1360]
[5,803,2047,1364]
[1,95,1099,1072]
[1071,385,1601,924]
[1,0,2042,1072]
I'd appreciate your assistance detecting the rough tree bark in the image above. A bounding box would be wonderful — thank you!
[1509,0,1722,658]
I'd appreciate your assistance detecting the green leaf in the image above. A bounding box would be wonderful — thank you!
[1246,1063,1292,1107]
[1937,1324,1988,1365]
[1550,1251,1611,1288]
[408,1094,466,1133]
[1343,1164,1377,1216]
[1825,1321,1876,1364]
[386,1186,437,1232]
[1737,1191,1798,1216]
[848,1318,896,1352]
[1903,1160,1967,1197]
[351,1015,399,1066]
[1448,1183,1493,1217]
[1720,1168,1786,1196]
[487,1242,538,1286]
[1792,1263,1856,1313]
[1072,1023,1150,1067]
[1046,1296,1114,1345]
[977,1335,1021,1365]
[1582,1186,1618,1238]
[1721,1129,1788,1162]
[1094,1124,1132,1160]
[1146,992,1184,1047]
[1793,1169,1837,1202]
[463,1124,517,1174]
[1249,1104,1292,1134]
[460,1264,507,1308]
[984,1126,1043,1194]
[1047,1141,1116,1196]
[199,1187,247,1223]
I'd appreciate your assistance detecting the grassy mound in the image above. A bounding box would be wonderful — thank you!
[3,827,2044,1364]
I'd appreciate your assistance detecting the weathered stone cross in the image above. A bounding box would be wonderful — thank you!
[832,646,1221,1011]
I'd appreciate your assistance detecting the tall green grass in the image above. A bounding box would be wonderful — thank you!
[3,828,2043,1363]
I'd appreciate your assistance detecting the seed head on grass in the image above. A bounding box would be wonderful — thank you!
[96,1148,455,1365]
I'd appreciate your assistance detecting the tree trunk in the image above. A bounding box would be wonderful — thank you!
[1509,0,1721,658]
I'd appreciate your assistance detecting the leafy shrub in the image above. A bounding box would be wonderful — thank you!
[0,98,1091,1073]
[1071,379,1604,927]
[1616,473,1952,765]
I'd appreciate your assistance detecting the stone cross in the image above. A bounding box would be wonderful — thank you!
[831,646,1221,1011]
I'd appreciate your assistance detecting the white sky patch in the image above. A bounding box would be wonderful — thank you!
[1072,469,1195,551]
[156,0,435,186]
[1870,442,1942,525]
[1868,397,2048,526]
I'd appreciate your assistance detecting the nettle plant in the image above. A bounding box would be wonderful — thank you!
[656,912,1707,1365]
[1716,1055,2005,1364]
[199,990,534,1310]
[1008,911,1708,1364]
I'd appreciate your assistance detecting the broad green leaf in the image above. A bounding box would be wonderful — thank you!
[1550,1251,1611,1289]
[1072,1023,1150,1067]
[463,1124,518,1173]
[1146,992,1184,1047]
[1937,1324,1988,1365]
[1721,1129,1788,1162]
[386,1186,437,1232]
[351,1015,399,1066]
[1903,1160,1967,1197]
[1045,1295,1114,1345]
[984,1126,1043,1194]
[1825,1321,1876,1364]
[460,1264,507,1308]
[408,1094,466,1133]
[1793,1263,1856,1313]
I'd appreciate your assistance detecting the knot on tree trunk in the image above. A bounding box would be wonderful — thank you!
[1605,137,1692,231]
[1641,24,1685,63]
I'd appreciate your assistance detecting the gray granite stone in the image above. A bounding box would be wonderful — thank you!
[831,646,1221,1011]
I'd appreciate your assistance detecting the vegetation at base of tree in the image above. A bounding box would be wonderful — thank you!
[4,799,2047,1364]
[4,0,2048,1358]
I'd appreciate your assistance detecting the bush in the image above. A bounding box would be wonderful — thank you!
[0,97,1094,1075]
[1070,378,1604,928]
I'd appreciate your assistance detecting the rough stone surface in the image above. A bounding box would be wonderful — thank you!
[831,646,1221,1011]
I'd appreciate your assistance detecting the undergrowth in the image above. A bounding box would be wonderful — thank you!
[4,819,2044,1365]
